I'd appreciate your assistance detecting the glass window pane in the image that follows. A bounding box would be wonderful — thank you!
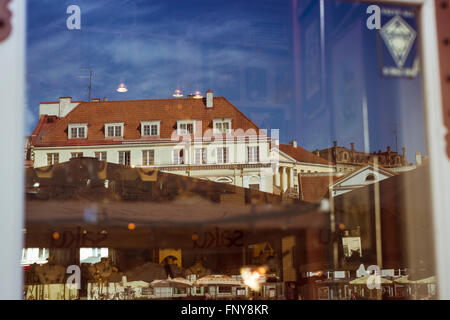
[20,0,440,302]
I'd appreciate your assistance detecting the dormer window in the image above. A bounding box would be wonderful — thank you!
[213,119,232,133]
[68,123,87,139]
[105,123,124,138]
[141,121,160,137]
[177,120,195,135]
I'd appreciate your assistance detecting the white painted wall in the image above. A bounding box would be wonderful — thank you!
[330,167,394,197]
[32,140,274,193]
[39,99,80,117]
[0,0,25,299]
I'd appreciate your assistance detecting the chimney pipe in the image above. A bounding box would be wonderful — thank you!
[333,141,337,148]
[415,152,423,166]
[350,142,355,152]
[290,141,297,148]
[206,89,213,108]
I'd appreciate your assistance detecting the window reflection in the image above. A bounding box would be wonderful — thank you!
[23,0,435,300]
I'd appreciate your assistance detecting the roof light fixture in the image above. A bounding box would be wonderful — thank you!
[117,83,128,93]
[193,91,203,99]
[172,89,183,97]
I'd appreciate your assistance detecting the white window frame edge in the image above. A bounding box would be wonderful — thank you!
[247,145,260,163]
[105,122,124,138]
[0,0,25,299]
[418,0,450,300]
[142,149,155,166]
[364,0,450,299]
[172,147,187,164]
[213,118,232,133]
[2,0,449,300]
[68,123,88,139]
[177,120,196,135]
[141,121,161,136]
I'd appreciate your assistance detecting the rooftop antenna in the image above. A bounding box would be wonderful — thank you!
[385,122,401,153]
[78,69,93,101]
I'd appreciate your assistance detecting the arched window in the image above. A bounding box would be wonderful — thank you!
[365,174,376,182]
[215,177,233,184]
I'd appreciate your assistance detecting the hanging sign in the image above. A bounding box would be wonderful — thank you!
[378,7,419,78]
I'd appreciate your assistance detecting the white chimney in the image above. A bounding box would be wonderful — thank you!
[290,140,297,148]
[206,89,213,108]
[415,152,422,166]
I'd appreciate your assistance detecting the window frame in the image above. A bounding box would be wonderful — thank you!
[68,123,88,139]
[173,148,186,165]
[118,150,131,166]
[70,152,83,159]
[94,151,107,162]
[105,122,124,138]
[247,145,260,163]
[177,120,195,135]
[216,147,229,164]
[194,147,208,164]
[213,118,232,134]
[141,121,160,137]
[46,153,59,165]
[142,149,155,166]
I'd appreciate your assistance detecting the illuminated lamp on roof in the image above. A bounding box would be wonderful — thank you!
[193,91,203,99]
[116,83,128,93]
[172,89,183,97]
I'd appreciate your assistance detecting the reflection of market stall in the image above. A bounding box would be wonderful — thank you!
[24,158,328,300]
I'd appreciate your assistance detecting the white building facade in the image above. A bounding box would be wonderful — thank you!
[28,91,277,193]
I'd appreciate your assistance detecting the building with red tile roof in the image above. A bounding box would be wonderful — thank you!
[27,91,276,194]
[270,141,336,198]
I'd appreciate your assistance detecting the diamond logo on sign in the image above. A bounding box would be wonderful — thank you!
[380,15,416,68]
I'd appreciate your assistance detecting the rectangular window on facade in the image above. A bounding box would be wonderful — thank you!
[46,153,59,165]
[249,184,260,190]
[118,151,131,165]
[217,147,229,164]
[115,126,122,137]
[214,120,231,133]
[70,152,83,158]
[106,124,123,137]
[247,146,259,163]
[151,125,158,136]
[107,126,115,137]
[143,125,151,136]
[69,125,87,139]
[178,122,194,135]
[142,123,159,136]
[142,150,155,165]
[173,149,185,165]
[71,127,77,138]
[195,148,207,164]
[95,152,107,162]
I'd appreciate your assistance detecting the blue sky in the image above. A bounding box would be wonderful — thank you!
[26,0,427,163]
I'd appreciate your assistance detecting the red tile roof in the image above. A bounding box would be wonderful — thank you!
[31,97,261,147]
[279,144,333,165]
[30,115,61,146]
[299,175,339,203]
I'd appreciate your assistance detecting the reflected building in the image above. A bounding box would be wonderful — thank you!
[313,141,414,173]
[26,91,276,194]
